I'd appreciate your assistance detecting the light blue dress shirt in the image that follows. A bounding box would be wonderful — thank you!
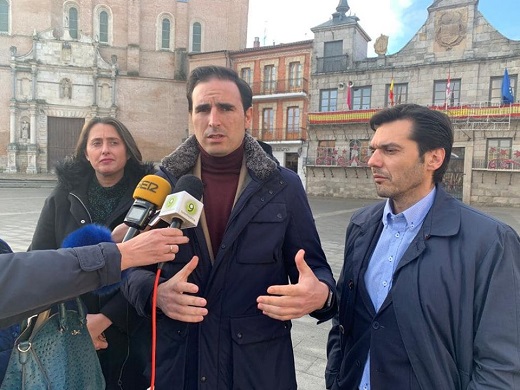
[359,188,436,390]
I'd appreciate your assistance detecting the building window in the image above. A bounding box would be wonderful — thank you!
[385,83,408,106]
[287,107,300,133]
[262,108,274,133]
[161,18,171,49]
[68,7,78,39]
[263,65,276,93]
[0,0,9,33]
[156,14,174,51]
[486,138,517,169]
[192,22,201,52]
[240,67,251,85]
[352,86,371,110]
[321,40,345,73]
[434,79,461,107]
[490,75,517,105]
[289,62,302,89]
[320,89,337,112]
[99,10,109,43]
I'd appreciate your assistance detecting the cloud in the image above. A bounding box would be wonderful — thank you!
[347,0,419,55]
[247,0,421,55]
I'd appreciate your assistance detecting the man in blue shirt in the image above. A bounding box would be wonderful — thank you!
[326,103,520,389]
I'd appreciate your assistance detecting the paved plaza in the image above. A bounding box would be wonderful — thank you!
[0,181,519,389]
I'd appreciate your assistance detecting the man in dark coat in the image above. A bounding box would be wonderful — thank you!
[326,104,520,389]
[123,65,337,389]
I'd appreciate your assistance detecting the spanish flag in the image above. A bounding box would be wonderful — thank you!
[389,78,395,106]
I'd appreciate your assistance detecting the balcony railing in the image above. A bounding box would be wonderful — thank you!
[250,78,309,96]
[308,103,520,125]
[315,55,348,74]
[251,127,306,141]
[473,158,520,171]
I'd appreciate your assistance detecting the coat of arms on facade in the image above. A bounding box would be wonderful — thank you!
[374,34,389,56]
[435,11,466,49]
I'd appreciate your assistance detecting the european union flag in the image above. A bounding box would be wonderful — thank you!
[502,68,514,104]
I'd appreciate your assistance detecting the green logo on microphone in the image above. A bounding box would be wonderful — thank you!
[185,201,197,215]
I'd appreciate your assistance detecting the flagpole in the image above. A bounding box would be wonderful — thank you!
[445,68,451,111]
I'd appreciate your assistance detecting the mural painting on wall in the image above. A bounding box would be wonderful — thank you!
[487,147,520,170]
[315,140,371,167]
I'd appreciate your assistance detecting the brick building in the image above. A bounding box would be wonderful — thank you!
[188,39,313,185]
[232,39,312,185]
[0,0,249,173]
[306,0,520,206]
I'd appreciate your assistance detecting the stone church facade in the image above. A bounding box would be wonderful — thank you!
[307,0,520,206]
[0,0,249,173]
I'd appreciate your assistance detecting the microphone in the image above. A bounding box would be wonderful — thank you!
[122,175,172,242]
[156,175,203,271]
[159,174,204,229]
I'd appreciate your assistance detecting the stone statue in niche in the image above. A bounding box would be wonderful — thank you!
[20,121,29,141]
[60,79,72,99]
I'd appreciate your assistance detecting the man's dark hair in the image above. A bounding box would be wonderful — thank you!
[186,65,253,113]
[369,103,454,183]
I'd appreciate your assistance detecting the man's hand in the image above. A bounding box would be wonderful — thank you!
[256,249,330,321]
[86,313,111,350]
[117,228,189,270]
[111,223,131,243]
[156,256,208,323]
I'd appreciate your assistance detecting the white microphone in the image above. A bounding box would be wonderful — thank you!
[159,175,204,229]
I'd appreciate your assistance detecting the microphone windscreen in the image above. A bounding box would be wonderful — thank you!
[132,175,172,207]
[174,174,204,201]
[61,224,113,248]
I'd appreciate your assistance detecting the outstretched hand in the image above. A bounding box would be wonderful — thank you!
[117,227,189,270]
[156,256,208,323]
[256,249,329,321]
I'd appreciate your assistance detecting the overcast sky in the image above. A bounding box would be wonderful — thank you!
[247,0,520,56]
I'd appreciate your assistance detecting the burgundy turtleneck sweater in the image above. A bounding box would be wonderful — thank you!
[199,143,244,258]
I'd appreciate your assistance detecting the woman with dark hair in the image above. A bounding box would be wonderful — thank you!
[30,116,154,389]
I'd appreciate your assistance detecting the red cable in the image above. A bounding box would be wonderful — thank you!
[150,268,162,390]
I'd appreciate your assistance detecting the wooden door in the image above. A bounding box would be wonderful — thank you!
[47,117,84,172]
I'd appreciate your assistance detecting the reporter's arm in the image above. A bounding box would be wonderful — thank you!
[0,228,188,327]
[0,243,122,328]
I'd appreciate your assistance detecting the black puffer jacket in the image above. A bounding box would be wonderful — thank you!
[0,239,18,385]
[30,158,155,250]
[29,158,155,390]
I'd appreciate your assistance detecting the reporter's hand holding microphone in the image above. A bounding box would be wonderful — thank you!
[111,174,191,267]
[115,174,208,321]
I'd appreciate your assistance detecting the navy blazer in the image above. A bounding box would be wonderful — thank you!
[326,186,520,389]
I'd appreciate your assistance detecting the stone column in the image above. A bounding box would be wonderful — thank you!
[29,106,37,144]
[92,72,98,106]
[111,55,118,107]
[31,64,37,100]
[9,104,16,144]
